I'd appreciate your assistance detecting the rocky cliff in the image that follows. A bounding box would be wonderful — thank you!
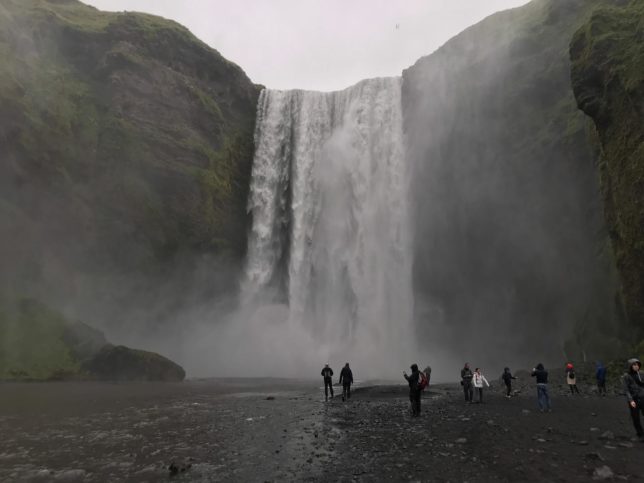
[0,0,259,330]
[570,0,644,343]
[402,0,625,363]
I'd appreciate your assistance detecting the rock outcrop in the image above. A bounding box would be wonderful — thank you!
[84,344,185,382]
[0,297,185,381]
[570,0,644,343]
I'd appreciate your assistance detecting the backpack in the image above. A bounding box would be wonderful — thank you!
[418,371,429,391]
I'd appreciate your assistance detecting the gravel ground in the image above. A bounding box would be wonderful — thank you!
[0,379,641,482]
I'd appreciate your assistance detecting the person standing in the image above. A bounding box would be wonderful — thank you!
[321,363,334,401]
[623,358,644,441]
[423,365,432,385]
[404,364,422,416]
[461,363,474,403]
[502,367,517,398]
[532,363,551,412]
[596,361,607,396]
[472,368,490,403]
[566,363,580,394]
[339,363,353,401]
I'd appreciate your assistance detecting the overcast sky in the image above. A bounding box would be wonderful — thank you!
[83,0,530,91]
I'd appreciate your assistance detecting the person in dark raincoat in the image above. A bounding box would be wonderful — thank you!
[339,363,353,401]
[404,363,421,416]
[461,363,474,403]
[595,361,607,396]
[321,363,334,401]
[623,358,644,441]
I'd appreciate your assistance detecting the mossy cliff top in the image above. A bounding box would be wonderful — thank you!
[0,0,260,310]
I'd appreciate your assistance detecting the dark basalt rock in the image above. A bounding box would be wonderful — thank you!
[84,344,186,381]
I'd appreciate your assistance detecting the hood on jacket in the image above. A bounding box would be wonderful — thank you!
[596,361,604,369]
[627,358,641,372]
[536,363,545,371]
[504,367,510,373]
[410,363,419,372]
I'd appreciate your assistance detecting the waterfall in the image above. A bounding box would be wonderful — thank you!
[245,77,413,371]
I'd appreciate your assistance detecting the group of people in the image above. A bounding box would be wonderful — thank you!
[460,363,493,403]
[320,362,432,416]
[320,363,353,401]
[320,357,644,442]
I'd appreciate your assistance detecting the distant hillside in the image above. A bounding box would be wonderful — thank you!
[0,0,259,328]
[402,0,625,363]
[570,0,644,343]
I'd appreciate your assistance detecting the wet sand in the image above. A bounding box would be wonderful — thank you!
[0,379,642,482]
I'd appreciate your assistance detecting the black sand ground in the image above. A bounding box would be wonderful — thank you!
[0,379,641,482]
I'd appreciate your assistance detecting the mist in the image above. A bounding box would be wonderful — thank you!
[0,0,623,384]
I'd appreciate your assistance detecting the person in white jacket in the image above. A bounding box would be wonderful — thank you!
[472,368,490,403]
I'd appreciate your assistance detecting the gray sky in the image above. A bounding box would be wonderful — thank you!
[83,0,530,91]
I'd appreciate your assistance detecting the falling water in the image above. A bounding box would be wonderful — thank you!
[245,77,414,373]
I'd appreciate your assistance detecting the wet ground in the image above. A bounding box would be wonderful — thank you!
[0,379,642,482]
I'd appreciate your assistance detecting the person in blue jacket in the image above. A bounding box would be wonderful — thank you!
[596,361,607,396]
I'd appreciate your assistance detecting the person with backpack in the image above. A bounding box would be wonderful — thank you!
[404,363,424,416]
[566,363,580,394]
[339,363,353,401]
[596,361,607,396]
[423,365,432,385]
[623,358,644,441]
[531,363,551,412]
[501,367,517,398]
[472,368,490,403]
[461,363,474,403]
[321,363,334,401]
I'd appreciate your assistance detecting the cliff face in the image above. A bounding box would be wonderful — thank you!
[402,0,624,363]
[0,0,259,324]
[570,0,644,342]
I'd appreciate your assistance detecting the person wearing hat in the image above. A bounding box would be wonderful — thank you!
[623,358,644,441]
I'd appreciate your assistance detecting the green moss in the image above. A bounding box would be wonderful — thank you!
[570,0,644,339]
[0,298,81,380]
[0,0,259,284]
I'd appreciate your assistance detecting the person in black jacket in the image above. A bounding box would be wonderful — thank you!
[531,363,551,412]
[321,364,334,401]
[404,363,421,416]
[502,367,517,398]
[339,363,353,401]
[623,358,644,441]
[461,363,474,403]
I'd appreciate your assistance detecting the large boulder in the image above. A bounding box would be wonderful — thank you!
[0,297,185,381]
[84,344,186,382]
